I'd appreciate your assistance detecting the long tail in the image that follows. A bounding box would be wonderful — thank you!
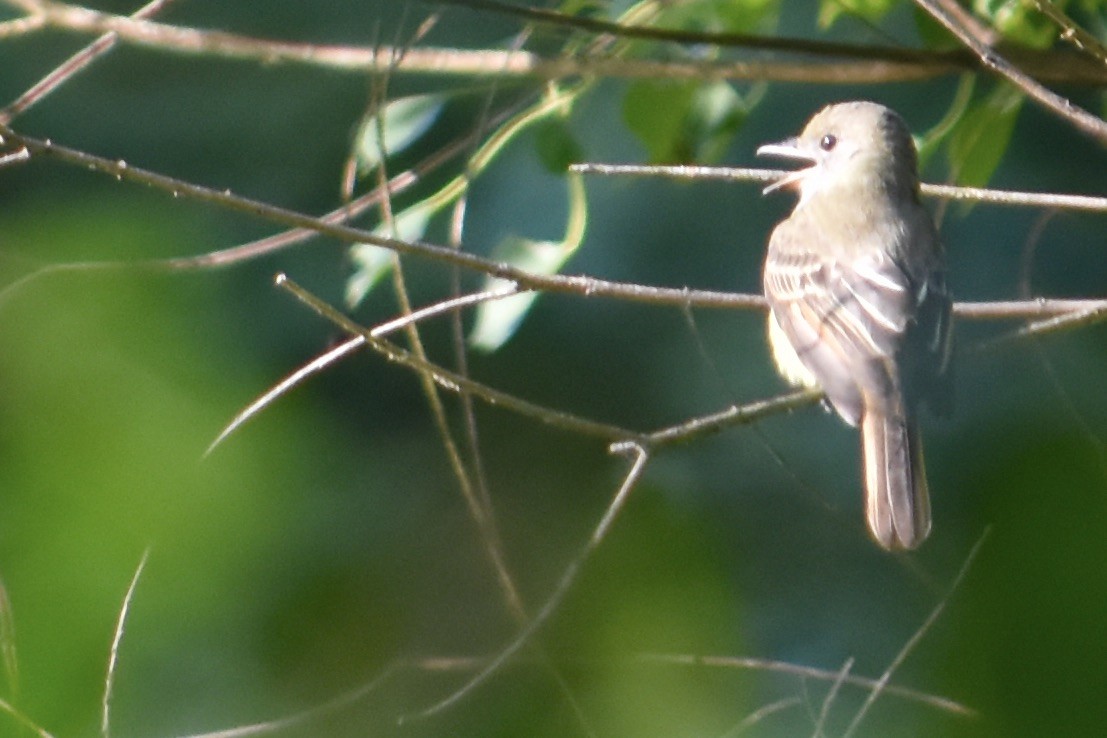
[861,411,931,550]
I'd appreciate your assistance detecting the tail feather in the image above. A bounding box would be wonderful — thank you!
[861,412,931,550]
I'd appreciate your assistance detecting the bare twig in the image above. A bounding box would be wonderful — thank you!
[721,696,804,737]
[812,658,854,737]
[970,302,1107,352]
[0,696,55,738]
[172,664,399,738]
[0,581,16,700]
[102,549,150,738]
[637,653,974,716]
[841,531,988,737]
[275,275,639,441]
[570,162,1107,213]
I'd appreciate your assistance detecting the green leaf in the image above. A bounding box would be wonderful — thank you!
[916,74,976,172]
[686,81,749,164]
[947,86,1024,190]
[534,118,584,174]
[622,80,697,163]
[345,206,432,308]
[913,6,961,49]
[354,93,446,176]
[468,236,573,352]
[973,0,1059,48]
[713,0,781,33]
[818,0,897,28]
[652,0,780,34]
[469,171,587,351]
[623,80,752,164]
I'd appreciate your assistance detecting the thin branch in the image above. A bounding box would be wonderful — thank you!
[812,658,854,738]
[0,130,1099,328]
[970,301,1107,353]
[206,283,521,455]
[0,696,55,738]
[102,548,150,738]
[645,390,822,449]
[0,580,16,701]
[953,299,1107,319]
[0,146,30,167]
[266,272,1102,459]
[275,275,640,442]
[721,696,804,737]
[570,162,1107,213]
[638,653,975,717]
[0,11,45,39]
[173,664,399,738]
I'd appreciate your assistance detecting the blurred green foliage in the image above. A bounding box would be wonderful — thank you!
[0,1,1104,737]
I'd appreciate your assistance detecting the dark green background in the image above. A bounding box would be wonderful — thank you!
[0,1,1104,736]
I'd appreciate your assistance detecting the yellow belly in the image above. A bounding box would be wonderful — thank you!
[767,310,819,389]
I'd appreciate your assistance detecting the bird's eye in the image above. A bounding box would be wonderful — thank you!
[820,134,837,151]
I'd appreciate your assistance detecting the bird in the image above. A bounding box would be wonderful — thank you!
[758,101,953,550]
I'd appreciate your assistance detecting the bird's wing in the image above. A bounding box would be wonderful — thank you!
[764,232,916,424]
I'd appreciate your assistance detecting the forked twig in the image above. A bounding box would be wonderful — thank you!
[637,653,974,717]
[841,530,989,737]
[205,281,522,455]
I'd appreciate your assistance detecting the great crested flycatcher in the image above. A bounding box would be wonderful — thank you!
[758,101,952,550]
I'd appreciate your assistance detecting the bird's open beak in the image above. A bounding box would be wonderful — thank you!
[757,137,816,195]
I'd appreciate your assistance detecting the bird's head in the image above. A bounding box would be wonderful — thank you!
[757,101,920,204]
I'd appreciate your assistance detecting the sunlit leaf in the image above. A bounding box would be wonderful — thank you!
[713,0,781,33]
[915,75,975,172]
[686,81,749,164]
[534,118,584,174]
[913,6,960,49]
[651,0,780,33]
[354,93,446,176]
[623,80,752,164]
[622,80,697,163]
[973,0,1058,48]
[818,0,896,28]
[948,86,1024,190]
[345,206,432,308]
[468,235,573,352]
